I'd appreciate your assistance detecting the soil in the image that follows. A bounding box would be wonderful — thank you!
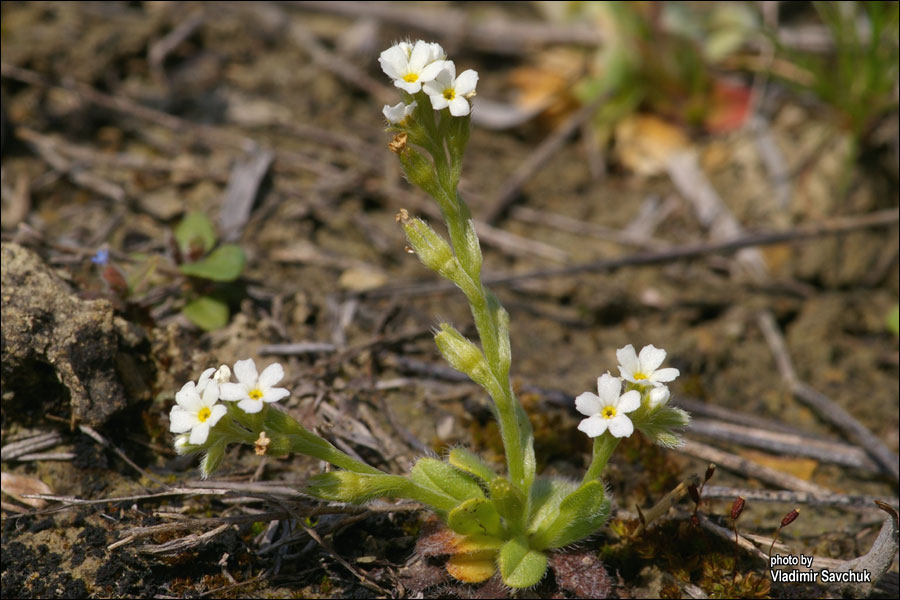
[1,2,898,598]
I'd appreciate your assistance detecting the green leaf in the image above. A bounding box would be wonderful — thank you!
[448,498,504,538]
[305,471,457,515]
[498,536,547,589]
[887,305,899,336]
[410,457,485,501]
[182,295,229,331]
[530,480,610,550]
[489,477,525,530]
[175,211,217,255]
[179,244,246,281]
[448,448,497,483]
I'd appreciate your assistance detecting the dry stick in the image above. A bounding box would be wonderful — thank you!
[757,310,900,482]
[482,97,606,225]
[702,486,899,511]
[836,502,900,597]
[78,425,166,487]
[1,431,64,461]
[218,148,274,242]
[0,63,339,178]
[679,439,832,495]
[636,474,699,534]
[287,0,604,54]
[356,208,900,299]
[511,205,668,250]
[688,418,880,472]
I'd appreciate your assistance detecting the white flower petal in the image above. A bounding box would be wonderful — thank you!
[650,367,680,383]
[213,365,232,384]
[258,363,284,390]
[207,404,227,427]
[238,398,263,414]
[169,407,195,433]
[175,384,203,412]
[219,382,246,401]
[578,415,608,438]
[596,374,622,403]
[575,392,602,417]
[383,102,407,123]
[617,390,642,414]
[395,79,422,94]
[428,92,450,110]
[189,422,211,445]
[607,415,634,438]
[616,345,640,375]
[448,97,470,117]
[455,70,479,96]
[196,367,216,392]
[408,40,432,72]
[378,45,408,80]
[419,60,447,83]
[201,381,219,406]
[261,387,290,404]
[233,358,258,387]
[638,345,667,372]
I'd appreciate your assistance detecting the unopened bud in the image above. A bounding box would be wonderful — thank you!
[688,484,701,506]
[213,365,231,384]
[730,496,746,521]
[780,508,800,528]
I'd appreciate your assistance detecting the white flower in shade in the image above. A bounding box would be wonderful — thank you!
[648,385,670,409]
[379,40,447,93]
[423,62,478,116]
[575,374,641,438]
[170,379,226,445]
[383,101,417,124]
[616,344,680,387]
[220,358,290,414]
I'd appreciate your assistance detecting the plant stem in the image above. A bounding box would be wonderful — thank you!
[583,434,621,483]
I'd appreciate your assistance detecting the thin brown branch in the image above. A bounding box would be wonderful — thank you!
[678,439,833,495]
[702,486,899,511]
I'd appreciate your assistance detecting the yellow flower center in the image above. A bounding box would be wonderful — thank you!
[602,406,617,419]
[404,73,419,83]
[633,372,647,380]
[443,88,456,101]
[249,388,264,401]
[197,407,211,422]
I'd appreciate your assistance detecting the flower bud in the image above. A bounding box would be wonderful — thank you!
[434,324,493,391]
[780,508,800,528]
[731,496,746,521]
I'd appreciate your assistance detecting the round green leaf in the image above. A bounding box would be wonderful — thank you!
[175,211,217,255]
[182,295,229,331]
[498,536,547,589]
[179,244,246,281]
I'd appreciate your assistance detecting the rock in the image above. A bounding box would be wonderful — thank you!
[1,242,152,427]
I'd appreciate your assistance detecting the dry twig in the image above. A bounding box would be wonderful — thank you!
[757,310,900,482]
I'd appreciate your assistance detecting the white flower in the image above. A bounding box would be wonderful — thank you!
[379,40,447,94]
[423,62,478,116]
[616,344,680,387]
[383,101,417,124]
[170,379,226,445]
[575,374,641,438]
[220,358,290,414]
[648,385,670,409]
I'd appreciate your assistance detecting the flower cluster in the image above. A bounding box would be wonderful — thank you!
[169,359,288,447]
[379,39,478,119]
[575,344,681,439]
